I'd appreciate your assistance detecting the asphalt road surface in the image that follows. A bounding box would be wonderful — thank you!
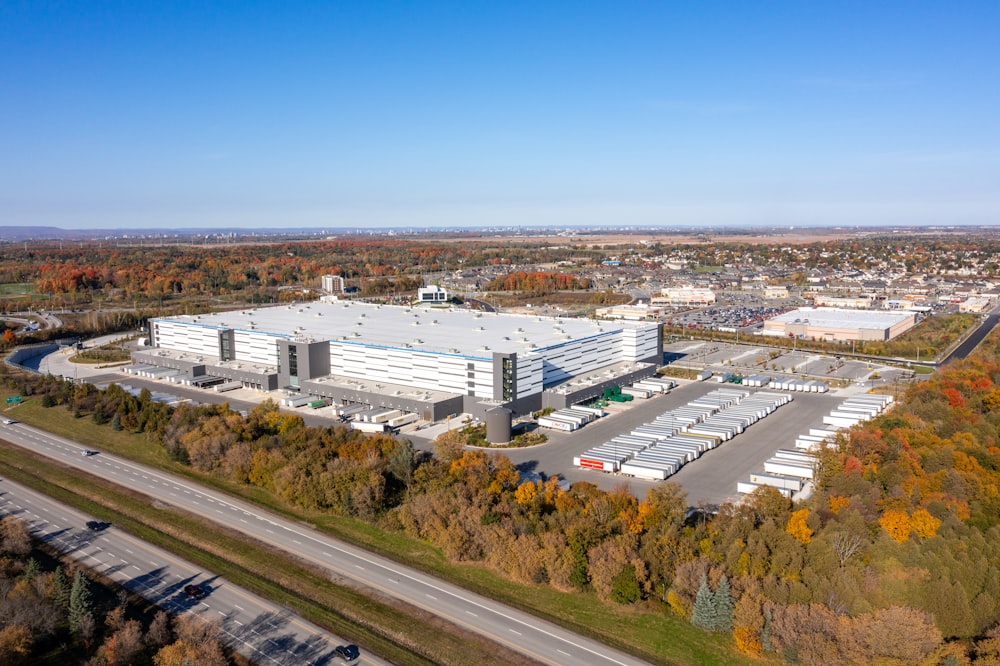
[0,477,367,666]
[494,381,840,504]
[0,421,651,666]
[943,313,1000,364]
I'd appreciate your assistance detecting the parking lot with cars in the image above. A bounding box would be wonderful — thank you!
[666,305,794,332]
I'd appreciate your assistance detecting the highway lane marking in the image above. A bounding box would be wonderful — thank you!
[18,428,624,666]
[558,649,571,655]
[466,611,478,617]
[510,629,522,635]
[426,594,437,600]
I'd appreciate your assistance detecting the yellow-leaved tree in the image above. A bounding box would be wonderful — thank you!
[786,508,813,545]
[879,509,912,543]
[910,508,941,539]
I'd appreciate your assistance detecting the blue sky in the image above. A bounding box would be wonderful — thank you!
[1,2,998,229]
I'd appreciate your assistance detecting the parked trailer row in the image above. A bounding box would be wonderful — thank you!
[621,386,652,399]
[620,462,672,480]
[633,378,675,394]
[538,416,577,432]
[560,408,596,424]
[570,405,606,418]
[773,449,817,464]
[823,415,863,428]
[351,421,390,434]
[844,393,893,406]
[358,409,402,424]
[795,435,830,450]
[738,481,793,498]
[387,413,418,428]
[281,394,314,407]
[763,459,815,479]
[333,404,367,418]
[577,385,794,480]
[770,378,828,392]
[213,381,243,393]
[842,398,890,411]
[191,376,226,389]
[748,472,804,492]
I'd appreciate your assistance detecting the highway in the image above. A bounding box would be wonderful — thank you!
[942,312,1000,364]
[0,477,369,666]
[0,420,651,666]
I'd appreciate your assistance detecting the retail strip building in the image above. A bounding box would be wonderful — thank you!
[133,299,662,420]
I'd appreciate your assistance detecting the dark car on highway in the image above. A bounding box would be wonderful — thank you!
[183,584,206,600]
[335,644,360,661]
[86,521,109,531]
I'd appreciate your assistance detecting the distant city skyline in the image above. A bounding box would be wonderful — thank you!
[2,2,998,230]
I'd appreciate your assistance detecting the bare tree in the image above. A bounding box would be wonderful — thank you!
[831,532,865,568]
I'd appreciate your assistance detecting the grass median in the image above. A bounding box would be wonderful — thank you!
[0,440,536,666]
[3,393,756,666]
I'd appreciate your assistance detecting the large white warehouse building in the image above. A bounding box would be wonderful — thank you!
[761,307,917,342]
[133,299,662,420]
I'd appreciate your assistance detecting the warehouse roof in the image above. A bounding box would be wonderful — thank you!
[159,299,656,358]
[768,307,914,329]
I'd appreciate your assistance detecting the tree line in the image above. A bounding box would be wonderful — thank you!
[0,515,233,665]
[11,332,1000,663]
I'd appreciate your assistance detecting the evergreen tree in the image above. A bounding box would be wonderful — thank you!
[111,413,122,431]
[761,607,773,652]
[691,573,716,630]
[69,570,94,634]
[21,557,40,583]
[714,574,734,632]
[610,564,642,604]
[50,566,70,609]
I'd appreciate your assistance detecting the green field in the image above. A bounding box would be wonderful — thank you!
[0,282,36,295]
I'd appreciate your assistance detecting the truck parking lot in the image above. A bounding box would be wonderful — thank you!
[500,380,844,506]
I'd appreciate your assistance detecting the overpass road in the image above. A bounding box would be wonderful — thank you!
[0,477,370,665]
[0,420,651,666]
